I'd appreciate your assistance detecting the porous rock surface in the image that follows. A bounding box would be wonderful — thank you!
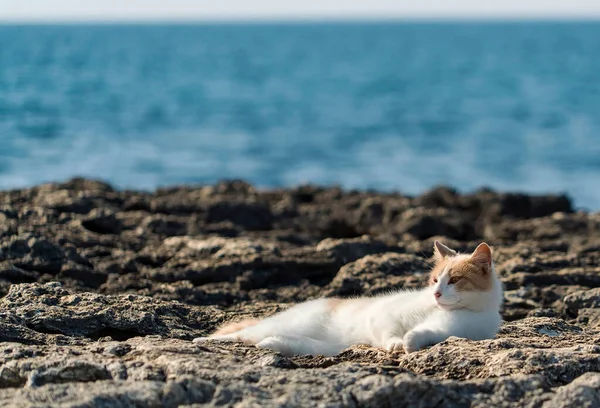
[0,178,598,407]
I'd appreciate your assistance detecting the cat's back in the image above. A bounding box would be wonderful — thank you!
[325,289,435,343]
[330,289,433,320]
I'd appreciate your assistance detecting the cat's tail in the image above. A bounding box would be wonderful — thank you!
[193,318,260,344]
[211,318,259,337]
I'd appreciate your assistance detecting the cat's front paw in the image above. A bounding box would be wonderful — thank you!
[384,336,404,352]
[402,330,431,354]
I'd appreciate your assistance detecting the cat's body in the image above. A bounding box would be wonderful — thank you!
[194,241,503,356]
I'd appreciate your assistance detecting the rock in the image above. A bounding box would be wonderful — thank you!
[324,253,426,297]
[0,178,597,406]
[0,207,18,237]
[564,288,600,313]
[398,318,598,386]
[0,235,67,274]
[33,189,96,214]
[137,215,188,237]
[0,264,40,283]
[574,309,600,329]
[395,208,476,241]
[0,282,218,340]
[0,378,215,407]
[413,186,462,209]
[316,235,404,264]
[205,201,274,231]
[542,373,600,408]
[80,208,122,234]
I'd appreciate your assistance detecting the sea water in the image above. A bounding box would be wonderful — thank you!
[0,22,599,209]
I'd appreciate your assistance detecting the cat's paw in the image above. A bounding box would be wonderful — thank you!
[402,330,430,354]
[384,336,404,352]
[256,336,292,356]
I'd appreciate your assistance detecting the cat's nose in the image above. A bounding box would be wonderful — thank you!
[434,291,442,299]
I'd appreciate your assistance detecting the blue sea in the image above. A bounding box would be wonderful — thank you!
[1,22,599,209]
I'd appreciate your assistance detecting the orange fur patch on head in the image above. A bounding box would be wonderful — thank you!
[449,258,492,292]
[429,260,447,286]
[212,318,259,337]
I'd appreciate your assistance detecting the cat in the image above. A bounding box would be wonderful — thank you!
[193,241,504,356]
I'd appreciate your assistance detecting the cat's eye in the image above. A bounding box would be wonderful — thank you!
[432,278,438,283]
[448,277,461,284]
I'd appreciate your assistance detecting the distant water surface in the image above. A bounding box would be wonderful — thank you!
[0,22,599,209]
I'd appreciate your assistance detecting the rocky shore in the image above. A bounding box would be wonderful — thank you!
[0,178,598,407]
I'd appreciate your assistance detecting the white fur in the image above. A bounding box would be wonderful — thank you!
[194,259,503,356]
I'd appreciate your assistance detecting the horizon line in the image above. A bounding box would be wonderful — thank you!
[2,15,600,25]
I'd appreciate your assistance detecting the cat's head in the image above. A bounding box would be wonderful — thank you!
[428,241,501,312]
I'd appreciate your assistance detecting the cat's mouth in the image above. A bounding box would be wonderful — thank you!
[435,299,459,309]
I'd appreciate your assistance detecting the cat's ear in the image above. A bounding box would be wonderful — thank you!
[470,242,492,268]
[433,240,457,261]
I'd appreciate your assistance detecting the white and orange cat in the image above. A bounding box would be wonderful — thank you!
[194,241,503,356]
